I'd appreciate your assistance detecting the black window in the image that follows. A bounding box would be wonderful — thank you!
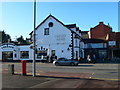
[14,54,17,58]
[75,39,78,47]
[48,22,53,27]
[37,51,47,59]
[44,28,49,35]
[20,51,29,59]
[51,50,55,56]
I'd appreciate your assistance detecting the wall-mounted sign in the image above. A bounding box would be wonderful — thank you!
[55,34,66,41]
[1,45,14,49]
[108,41,116,46]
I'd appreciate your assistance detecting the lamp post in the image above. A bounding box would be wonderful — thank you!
[33,0,36,77]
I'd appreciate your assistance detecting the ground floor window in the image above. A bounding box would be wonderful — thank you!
[84,49,107,59]
[20,51,29,59]
[2,51,13,61]
[113,49,120,58]
[37,51,47,60]
[99,50,107,59]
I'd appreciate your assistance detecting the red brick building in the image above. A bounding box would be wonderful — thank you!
[90,22,112,40]
[89,22,120,59]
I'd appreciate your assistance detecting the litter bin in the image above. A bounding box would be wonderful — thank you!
[8,64,14,75]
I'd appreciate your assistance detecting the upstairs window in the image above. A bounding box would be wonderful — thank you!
[48,22,53,27]
[44,28,49,35]
[75,39,78,47]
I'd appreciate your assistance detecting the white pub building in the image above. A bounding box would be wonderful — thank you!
[0,15,84,62]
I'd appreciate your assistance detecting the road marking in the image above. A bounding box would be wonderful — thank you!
[90,77,120,81]
[11,71,120,81]
[92,73,94,75]
[56,66,94,69]
[89,72,94,79]
[90,72,119,81]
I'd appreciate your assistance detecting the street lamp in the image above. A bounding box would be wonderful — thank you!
[33,0,36,77]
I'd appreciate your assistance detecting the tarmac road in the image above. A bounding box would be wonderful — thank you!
[2,62,119,81]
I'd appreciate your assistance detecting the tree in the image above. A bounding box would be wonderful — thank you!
[1,30,11,43]
[17,35,27,44]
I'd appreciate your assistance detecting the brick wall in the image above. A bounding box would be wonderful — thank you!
[90,22,112,40]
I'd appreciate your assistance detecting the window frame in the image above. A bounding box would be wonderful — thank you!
[44,28,49,35]
[20,51,29,59]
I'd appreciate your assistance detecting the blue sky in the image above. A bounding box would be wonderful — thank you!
[1,2,118,40]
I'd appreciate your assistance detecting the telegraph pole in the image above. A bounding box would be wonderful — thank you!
[33,0,36,77]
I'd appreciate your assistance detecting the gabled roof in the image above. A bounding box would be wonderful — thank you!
[90,22,112,30]
[29,15,75,35]
[65,24,76,28]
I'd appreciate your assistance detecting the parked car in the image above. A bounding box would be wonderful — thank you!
[53,58,78,66]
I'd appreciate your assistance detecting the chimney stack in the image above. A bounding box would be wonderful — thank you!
[99,22,104,24]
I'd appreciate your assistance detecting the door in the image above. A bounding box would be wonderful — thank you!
[76,51,78,60]
[51,50,56,61]
[51,50,56,56]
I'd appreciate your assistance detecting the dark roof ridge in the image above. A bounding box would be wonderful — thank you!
[29,14,76,35]
[91,22,112,30]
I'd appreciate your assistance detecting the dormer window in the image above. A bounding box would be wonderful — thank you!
[44,28,49,35]
[48,22,53,27]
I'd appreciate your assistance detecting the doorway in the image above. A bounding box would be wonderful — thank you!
[76,51,78,60]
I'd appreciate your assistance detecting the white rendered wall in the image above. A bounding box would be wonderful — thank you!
[35,16,72,59]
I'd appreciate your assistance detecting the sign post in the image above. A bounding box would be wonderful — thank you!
[33,0,36,77]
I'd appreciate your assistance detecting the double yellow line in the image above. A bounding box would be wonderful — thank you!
[90,73,120,81]
[90,77,120,81]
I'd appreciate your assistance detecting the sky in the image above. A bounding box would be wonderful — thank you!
[1,2,118,40]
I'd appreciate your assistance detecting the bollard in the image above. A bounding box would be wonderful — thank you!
[8,64,14,75]
[21,60,27,76]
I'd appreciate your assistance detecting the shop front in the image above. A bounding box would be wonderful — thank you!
[0,43,32,62]
[0,43,16,61]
